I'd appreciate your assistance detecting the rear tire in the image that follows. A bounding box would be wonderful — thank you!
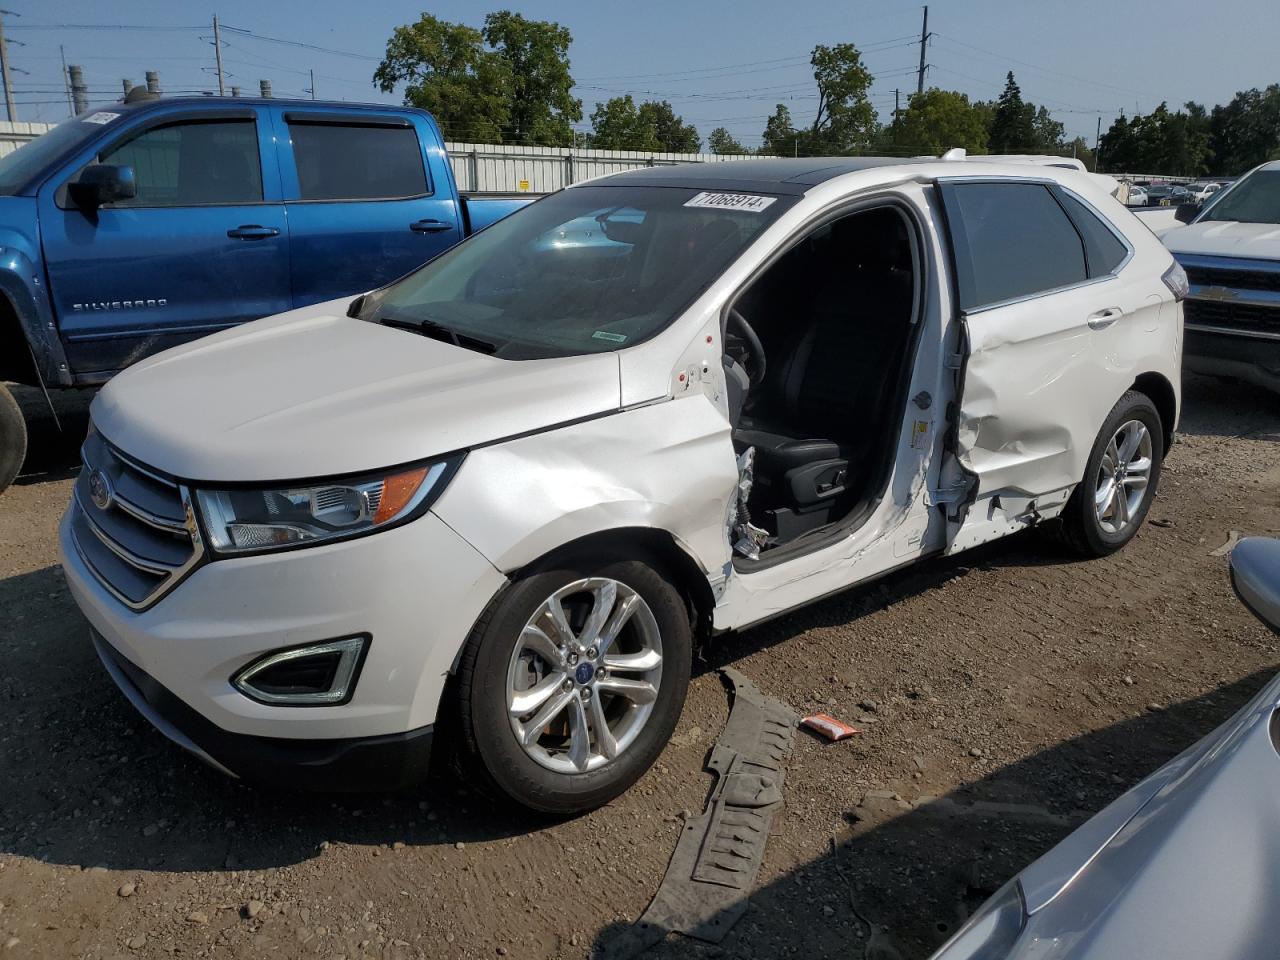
[1050,390,1163,557]
[455,553,691,814]
[0,383,27,494]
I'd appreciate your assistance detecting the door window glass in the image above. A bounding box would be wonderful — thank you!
[945,182,1087,311]
[99,119,262,206]
[288,122,427,201]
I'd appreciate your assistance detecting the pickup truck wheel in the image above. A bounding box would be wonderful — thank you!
[1049,390,1163,557]
[455,556,691,814]
[0,383,27,494]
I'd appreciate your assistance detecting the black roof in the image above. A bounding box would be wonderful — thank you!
[595,157,931,195]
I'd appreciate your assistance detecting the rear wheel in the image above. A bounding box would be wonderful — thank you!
[455,554,691,814]
[0,383,27,494]
[1051,390,1163,557]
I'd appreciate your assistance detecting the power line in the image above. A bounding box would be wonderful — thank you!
[219,25,379,62]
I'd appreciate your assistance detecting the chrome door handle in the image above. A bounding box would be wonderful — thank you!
[1087,307,1123,330]
[226,225,280,240]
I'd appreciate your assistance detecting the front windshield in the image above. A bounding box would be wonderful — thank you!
[1199,170,1280,224]
[358,184,792,360]
[0,115,102,195]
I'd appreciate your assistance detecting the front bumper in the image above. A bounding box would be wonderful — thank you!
[93,629,434,790]
[1184,326,1280,393]
[60,504,506,761]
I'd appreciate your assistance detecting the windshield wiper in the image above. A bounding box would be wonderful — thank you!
[375,313,499,355]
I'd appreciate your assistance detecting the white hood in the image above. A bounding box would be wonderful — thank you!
[1163,219,1280,260]
[92,302,623,483]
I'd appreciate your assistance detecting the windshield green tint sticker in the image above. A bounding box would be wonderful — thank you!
[684,191,777,213]
[82,112,120,125]
[592,330,628,343]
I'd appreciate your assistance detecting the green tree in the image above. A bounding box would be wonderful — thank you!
[988,72,1035,153]
[374,14,508,142]
[707,126,748,155]
[807,43,877,152]
[637,100,700,153]
[761,103,798,156]
[894,88,990,155]
[1209,85,1280,174]
[1098,103,1210,176]
[1030,105,1066,153]
[374,10,580,145]
[588,95,661,150]
[481,11,581,145]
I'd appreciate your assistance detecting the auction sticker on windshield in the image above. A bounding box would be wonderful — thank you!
[82,112,120,125]
[684,192,777,213]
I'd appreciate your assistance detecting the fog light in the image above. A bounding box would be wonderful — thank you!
[233,636,368,706]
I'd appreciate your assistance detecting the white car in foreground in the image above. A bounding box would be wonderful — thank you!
[61,157,1186,812]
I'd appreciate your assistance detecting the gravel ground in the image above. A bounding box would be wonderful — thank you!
[2,374,1279,960]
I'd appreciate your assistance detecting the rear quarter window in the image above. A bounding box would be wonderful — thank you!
[1056,190,1129,276]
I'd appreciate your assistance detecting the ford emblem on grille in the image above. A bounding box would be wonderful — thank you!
[88,469,114,511]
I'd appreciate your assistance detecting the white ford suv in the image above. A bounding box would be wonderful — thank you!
[60,157,1186,812]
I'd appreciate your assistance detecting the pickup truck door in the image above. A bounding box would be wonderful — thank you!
[38,106,291,377]
[270,107,464,307]
[934,177,1152,552]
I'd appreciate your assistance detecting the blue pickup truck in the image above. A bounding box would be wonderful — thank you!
[0,96,533,491]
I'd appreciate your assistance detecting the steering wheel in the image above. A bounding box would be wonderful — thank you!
[727,308,767,388]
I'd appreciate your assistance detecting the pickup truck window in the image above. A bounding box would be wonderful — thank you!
[1199,170,1280,225]
[945,181,1087,311]
[359,184,792,360]
[0,116,102,195]
[99,119,262,206]
[287,121,427,201]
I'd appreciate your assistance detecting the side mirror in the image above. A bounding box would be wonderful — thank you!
[1174,202,1199,224]
[1230,537,1280,634]
[68,164,136,210]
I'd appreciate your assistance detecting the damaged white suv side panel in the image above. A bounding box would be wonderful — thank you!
[59,156,1183,814]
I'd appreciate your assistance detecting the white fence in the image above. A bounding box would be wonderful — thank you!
[0,121,753,192]
[0,120,54,158]
[444,141,754,194]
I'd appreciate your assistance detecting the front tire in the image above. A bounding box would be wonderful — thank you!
[1051,390,1163,557]
[455,554,692,814]
[0,383,27,494]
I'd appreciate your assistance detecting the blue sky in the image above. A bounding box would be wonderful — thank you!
[10,0,1280,149]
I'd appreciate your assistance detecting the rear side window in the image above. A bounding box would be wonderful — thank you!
[288,121,427,201]
[943,182,1087,311]
[1056,190,1129,277]
[99,119,262,206]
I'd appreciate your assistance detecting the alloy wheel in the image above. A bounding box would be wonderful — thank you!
[506,577,664,774]
[1094,419,1153,535]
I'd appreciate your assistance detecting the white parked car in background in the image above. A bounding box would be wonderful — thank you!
[60,157,1186,812]
[1187,182,1222,204]
[1127,185,1149,207]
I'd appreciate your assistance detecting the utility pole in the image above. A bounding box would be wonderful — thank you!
[894,88,900,129]
[310,68,315,100]
[0,9,18,122]
[259,79,272,98]
[916,5,929,96]
[1094,115,1102,171]
[68,64,88,114]
[60,44,73,114]
[212,14,225,96]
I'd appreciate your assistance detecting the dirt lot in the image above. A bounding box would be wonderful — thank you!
[2,375,1279,960]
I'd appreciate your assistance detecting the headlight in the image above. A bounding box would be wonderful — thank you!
[194,457,461,555]
[930,881,1026,960]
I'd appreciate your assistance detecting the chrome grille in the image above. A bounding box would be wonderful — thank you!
[69,428,204,610]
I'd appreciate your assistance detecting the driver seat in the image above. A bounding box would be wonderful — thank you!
[733,212,912,516]
[734,313,856,512]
